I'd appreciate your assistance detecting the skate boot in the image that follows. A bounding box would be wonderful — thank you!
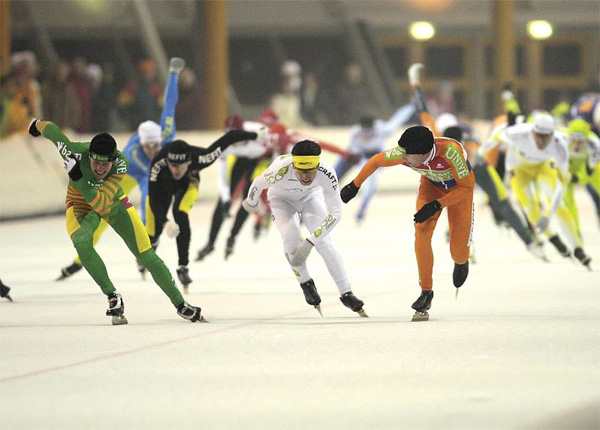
[195,243,214,261]
[136,259,147,280]
[411,290,434,322]
[224,236,235,260]
[300,279,322,316]
[526,240,548,262]
[340,291,368,317]
[574,247,592,271]
[169,57,185,74]
[106,292,128,325]
[453,261,469,288]
[176,265,193,293]
[0,279,12,301]
[56,261,83,281]
[549,235,571,258]
[176,302,206,322]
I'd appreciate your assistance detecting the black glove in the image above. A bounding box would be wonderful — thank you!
[571,173,579,184]
[414,200,442,223]
[28,118,41,137]
[63,156,83,181]
[340,181,360,203]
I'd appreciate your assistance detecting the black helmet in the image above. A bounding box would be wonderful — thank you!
[89,133,117,162]
[398,126,434,154]
[166,140,192,164]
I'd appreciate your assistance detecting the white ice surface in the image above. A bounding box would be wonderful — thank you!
[1,190,599,430]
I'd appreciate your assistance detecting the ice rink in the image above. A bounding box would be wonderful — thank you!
[1,190,599,430]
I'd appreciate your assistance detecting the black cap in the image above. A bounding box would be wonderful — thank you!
[89,133,117,162]
[166,140,192,164]
[443,126,464,143]
[398,126,434,154]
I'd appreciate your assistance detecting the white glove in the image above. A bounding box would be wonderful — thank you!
[536,216,550,233]
[288,239,314,267]
[63,157,77,173]
[254,125,268,143]
[242,199,259,213]
[164,220,180,238]
[169,57,185,74]
[408,63,424,87]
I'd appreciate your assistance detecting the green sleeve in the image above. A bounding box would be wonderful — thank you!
[39,121,89,161]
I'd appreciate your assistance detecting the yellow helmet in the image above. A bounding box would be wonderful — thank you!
[567,118,591,136]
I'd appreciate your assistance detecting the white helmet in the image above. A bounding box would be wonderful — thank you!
[435,113,458,135]
[138,121,162,145]
[532,112,555,134]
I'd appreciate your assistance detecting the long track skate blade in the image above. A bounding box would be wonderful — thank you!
[455,287,460,301]
[315,305,323,317]
[411,311,429,322]
[198,316,208,323]
[55,274,67,281]
[183,284,189,294]
[2,294,13,302]
[111,315,128,325]
[357,309,368,318]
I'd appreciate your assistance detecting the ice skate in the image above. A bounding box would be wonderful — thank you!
[195,243,214,261]
[169,57,185,74]
[411,290,433,322]
[176,302,206,323]
[0,280,12,302]
[300,279,322,316]
[526,240,548,262]
[253,221,262,241]
[224,236,235,260]
[176,265,193,293]
[56,261,82,281]
[574,247,592,271]
[340,291,368,317]
[453,261,469,288]
[106,292,128,325]
[136,259,147,280]
[549,235,571,258]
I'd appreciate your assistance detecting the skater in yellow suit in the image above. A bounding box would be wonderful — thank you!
[483,112,592,269]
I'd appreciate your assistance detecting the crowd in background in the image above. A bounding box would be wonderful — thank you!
[0,50,405,139]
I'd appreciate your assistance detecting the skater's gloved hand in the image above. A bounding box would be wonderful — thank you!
[63,155,83,181]
[242,199,259,213]
[164,220,180,238]
[222,200,232,218]
[288,239,314,266]
[340,181,360,203]
[28,118,41,137]
[536,216,550,233]
[414,200,442,223]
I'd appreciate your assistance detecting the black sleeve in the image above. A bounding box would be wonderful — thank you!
[191,129,258,170]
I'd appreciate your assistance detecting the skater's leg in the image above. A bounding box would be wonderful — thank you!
[302,198,352,295]
[447,193,474,266]
[67,209,116,295]
[270,198,311,283]
[173,183,198,266]
[108,200,185,307]
[414,181,443,291]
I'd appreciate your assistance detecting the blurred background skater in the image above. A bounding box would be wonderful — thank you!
[334,100,416,224]
[485,112,592,269]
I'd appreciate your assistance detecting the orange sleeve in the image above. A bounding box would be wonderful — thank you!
[353,150,404,187]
